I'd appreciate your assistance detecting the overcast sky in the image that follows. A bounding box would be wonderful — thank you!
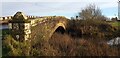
[1,0,119,19]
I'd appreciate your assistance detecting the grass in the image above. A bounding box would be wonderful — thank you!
[118,22,120,26]
[110,21,120,27]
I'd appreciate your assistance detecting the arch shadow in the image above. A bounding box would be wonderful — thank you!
[55,26,65,34]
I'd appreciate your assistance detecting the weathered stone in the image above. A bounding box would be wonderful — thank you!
[13,12,27,20]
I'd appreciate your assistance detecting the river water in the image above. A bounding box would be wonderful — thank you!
[0,24,9,30]
[107,37,120,45]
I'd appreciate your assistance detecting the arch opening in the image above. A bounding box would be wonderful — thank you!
[55,26,65,34]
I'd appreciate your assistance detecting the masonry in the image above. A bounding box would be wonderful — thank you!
[8,12,68,41]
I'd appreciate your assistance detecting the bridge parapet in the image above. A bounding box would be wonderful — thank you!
[0,16,13,21]
[26,15,42,19]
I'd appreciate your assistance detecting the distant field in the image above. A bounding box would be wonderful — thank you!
[118,22,120,26]
[109,21,120,27]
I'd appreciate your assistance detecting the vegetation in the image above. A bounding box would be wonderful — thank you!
[110,21,120,27]
[2,35,31,56]
[49,32,119,56]
[108,21,120,37]
[78,4,107,21]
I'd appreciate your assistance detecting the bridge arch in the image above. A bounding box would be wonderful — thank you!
[54,23,66,34]
[49,22,66,38]
[55,26,65,34]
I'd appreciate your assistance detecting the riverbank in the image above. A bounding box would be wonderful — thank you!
[2,19,120,56]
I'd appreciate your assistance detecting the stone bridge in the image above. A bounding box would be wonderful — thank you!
[8,12,69,41]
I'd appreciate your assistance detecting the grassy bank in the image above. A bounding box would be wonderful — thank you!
[2,19,120,56]
[109,21,120,27]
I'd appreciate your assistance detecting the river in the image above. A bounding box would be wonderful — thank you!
[0,24,9,30]
[107,37,120,45]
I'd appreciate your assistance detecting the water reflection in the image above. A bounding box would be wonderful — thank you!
[107,37,120,45]
[0,24,8,30]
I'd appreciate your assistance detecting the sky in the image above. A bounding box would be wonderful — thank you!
[0,0,119,19]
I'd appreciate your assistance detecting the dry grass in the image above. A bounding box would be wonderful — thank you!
[47,32,119,56]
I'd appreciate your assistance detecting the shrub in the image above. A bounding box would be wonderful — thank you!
[2,35,31,56]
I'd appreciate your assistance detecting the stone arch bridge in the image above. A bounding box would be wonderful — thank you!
[8,12,69,41]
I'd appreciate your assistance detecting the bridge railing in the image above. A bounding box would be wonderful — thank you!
[0,15,42,21]
[0,16,13,21]
[26,15,45,27]
[26,15,42,19]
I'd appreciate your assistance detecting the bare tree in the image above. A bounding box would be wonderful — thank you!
[78,4,106,20]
